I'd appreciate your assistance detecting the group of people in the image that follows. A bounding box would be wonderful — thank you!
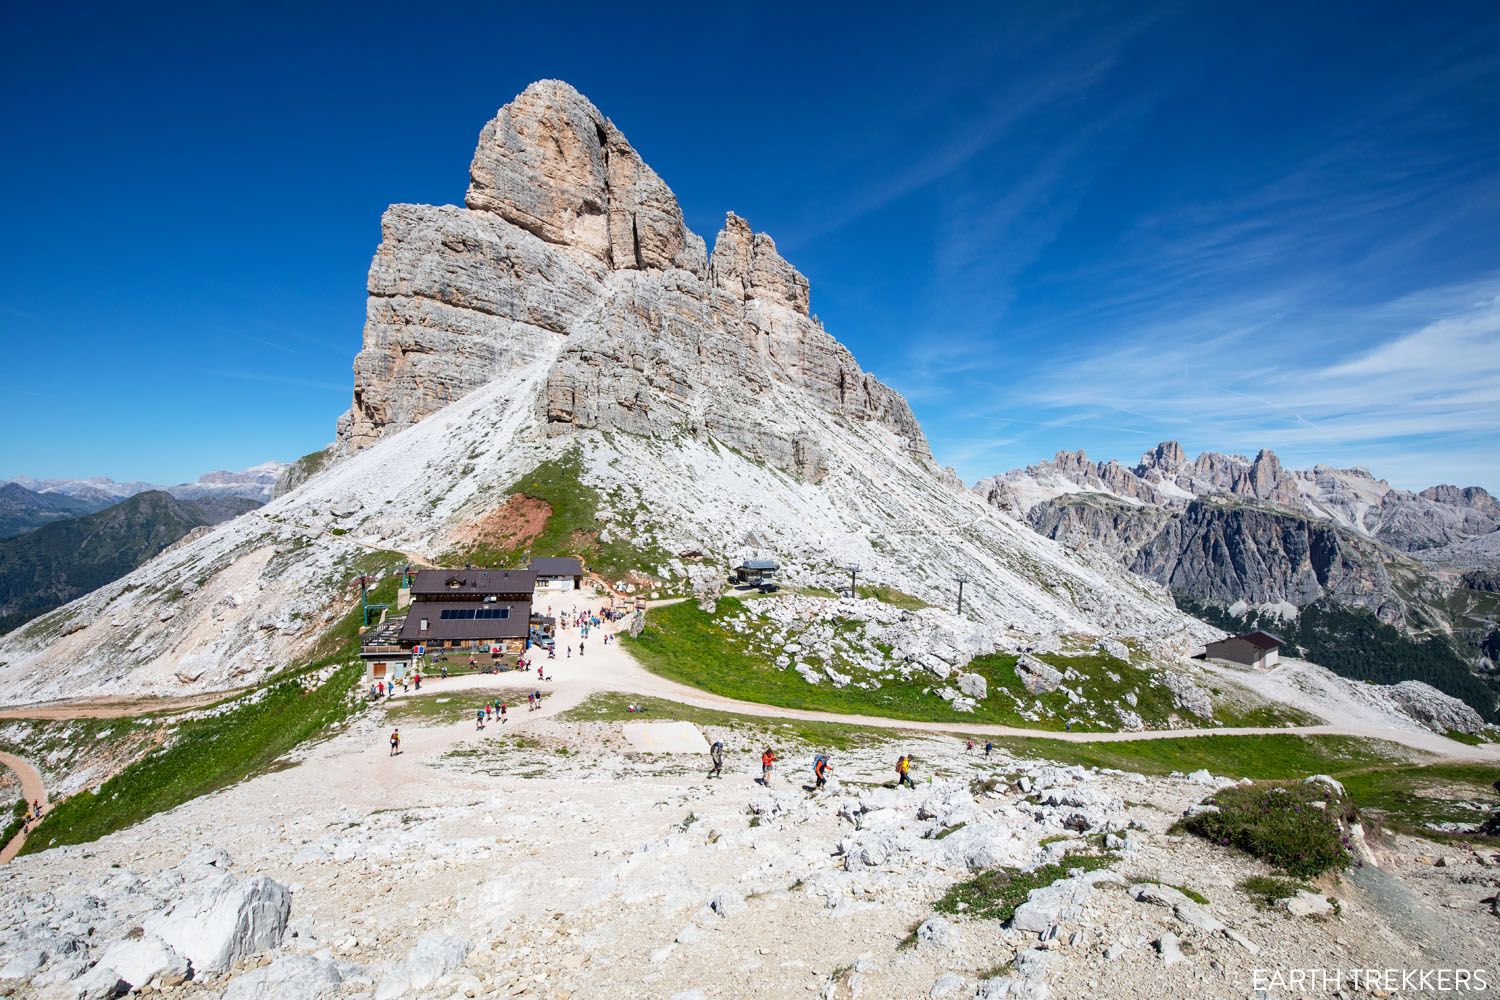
[711,745,920,791]
[471,689,546,730]
[964,737,995,757]
[370,672,423,701]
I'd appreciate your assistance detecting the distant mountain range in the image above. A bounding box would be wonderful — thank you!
[978,443,1500,719]
[0,490,262,636]
[0,462,286,538]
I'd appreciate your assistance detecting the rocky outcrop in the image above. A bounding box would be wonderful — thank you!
[1028,495,1402,618]
[1027,494,1174,562]
[336,81,932,480]
[1386,680,1488,735]
[1132,499,1402,618]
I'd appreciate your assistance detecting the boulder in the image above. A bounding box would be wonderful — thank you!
[1015,655,1062,694]
[94,936,189,989]
[223,954,344,1000]
[929,972,965,997]
[915,915,960,951]
[956,672,987,700]
[144,873,291,975]
[1155,931,1183,965]
[1283,891,1334,918]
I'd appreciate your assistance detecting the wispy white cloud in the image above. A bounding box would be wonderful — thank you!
[1005,278,1500,489]
[207,370,350,393]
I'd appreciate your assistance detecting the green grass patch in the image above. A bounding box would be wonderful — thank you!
[386,688,544,726]
[624,599,1214,731]
[560,692,888,752]
[1238,875,1316,907]
[1,797,27,850]
[1178,782,1354,878]
[857,584,930,610]
[1169,883,1209,905]
[989,733,1412,778]
[1336,762,1500,835]
[934,854,1115,922]
[1442,729,1483,746]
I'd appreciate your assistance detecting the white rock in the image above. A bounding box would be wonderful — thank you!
[915,915,960,951]
[1155,931,1183,965]
[930,972,965,997]
[144,873,291,975]
[94,936,189,989]
[223,954,344,1000]
[1282,891,1334,918]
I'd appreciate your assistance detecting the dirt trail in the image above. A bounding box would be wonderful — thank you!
[0,751,48,864]
[375,590,1500,764]
[0,689,245,720]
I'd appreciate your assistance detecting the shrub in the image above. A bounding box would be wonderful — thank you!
[1180,782,1353,878]
[1239,875,1315,907]
[933,854,1114,923]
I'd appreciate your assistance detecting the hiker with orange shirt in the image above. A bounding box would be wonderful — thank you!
[760,747,776,785]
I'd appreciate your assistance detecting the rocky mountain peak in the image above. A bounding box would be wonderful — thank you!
[1420,484,1500,515]
[465,80,705,274]
[1136,440,1186,474]
[709,212,810,315]
[335,81,933,478]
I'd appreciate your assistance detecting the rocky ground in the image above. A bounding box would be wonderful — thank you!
[3,683,1497,999]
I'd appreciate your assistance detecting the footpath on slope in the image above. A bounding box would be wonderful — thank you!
[0,751,48,864]
[376,588,1500,763]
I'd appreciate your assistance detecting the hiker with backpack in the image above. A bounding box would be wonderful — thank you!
[813,754,831,790]
[708,740,724,779]
[760,747,776,785]
[389,729,401,756]
[896,753,915,789]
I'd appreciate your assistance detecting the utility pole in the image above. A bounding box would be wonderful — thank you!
[845,562,861,599]
[955,574,968,615]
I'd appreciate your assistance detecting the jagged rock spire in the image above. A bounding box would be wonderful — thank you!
[465,80,706,274]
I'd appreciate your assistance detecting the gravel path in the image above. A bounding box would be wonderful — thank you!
[0,750,48,863]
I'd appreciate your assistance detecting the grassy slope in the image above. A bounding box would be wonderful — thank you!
[624,598,1306,732]
[987,732,1409,778]
[444,449,671,587]
[20,574,402,852]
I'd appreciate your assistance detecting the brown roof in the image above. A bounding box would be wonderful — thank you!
[398,600,531,642]
[530,556,583,577]
[1208,630,1284,652]
[409,568,536,597]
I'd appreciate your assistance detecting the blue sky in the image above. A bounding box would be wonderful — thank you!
[3,2,1498,490]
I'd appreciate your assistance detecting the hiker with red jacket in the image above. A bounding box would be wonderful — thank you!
[760,747,776,785]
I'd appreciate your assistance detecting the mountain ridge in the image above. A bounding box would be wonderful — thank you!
[0,80,1210,706]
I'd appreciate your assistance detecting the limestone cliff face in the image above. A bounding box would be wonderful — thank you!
[336,81,931,479]
[1026,493,1408,622]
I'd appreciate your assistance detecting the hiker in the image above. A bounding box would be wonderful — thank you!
[579,641,585,657]
[440,664,448,679]
[414,672,421,691]
[389,729,401,756]
[760,747,776,785]
[534,689,542,709]
[538,663,545,680]
[377,681,385,699]
[814,754,831,790]
[896,754,915,789]
[567,645,572,658]
[984,740,993,758]
[500,702,508,724]
[476,708,485,730]
[965,738,974,754]
[708,740,724,779]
